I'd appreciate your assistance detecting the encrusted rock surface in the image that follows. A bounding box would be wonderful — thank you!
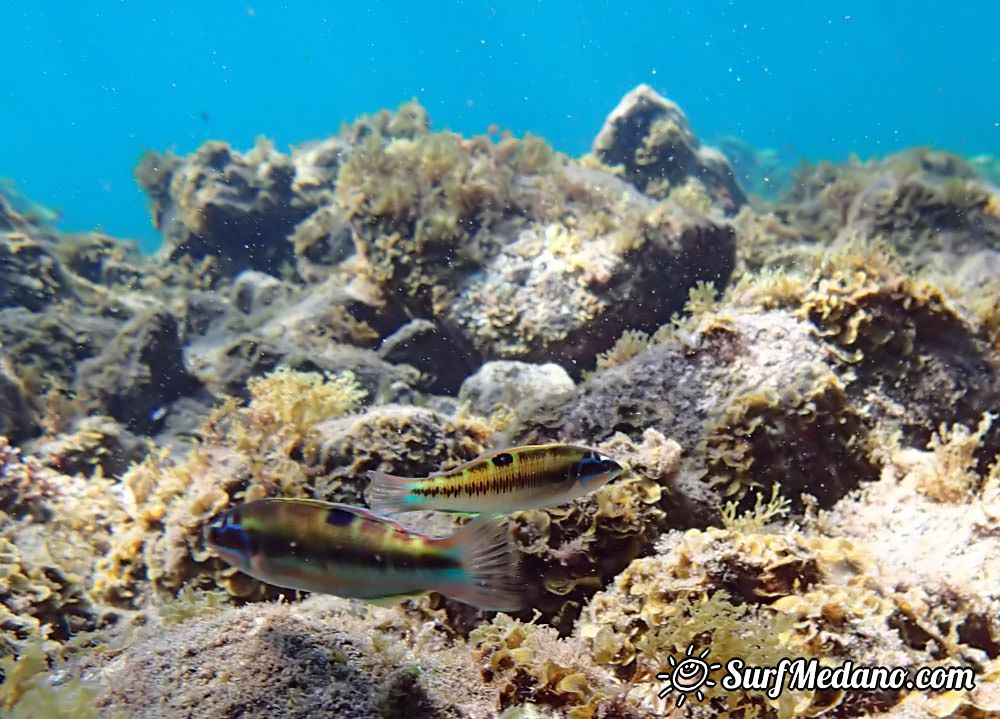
[592,84,747,213]
[76,307,201,434]
[87,598,500,719]
[458,360,575,418]
[136,139,320,282]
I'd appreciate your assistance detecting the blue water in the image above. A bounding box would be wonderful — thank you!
[2,1,997,253]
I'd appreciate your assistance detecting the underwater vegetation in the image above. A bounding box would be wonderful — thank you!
[0,85,998,717]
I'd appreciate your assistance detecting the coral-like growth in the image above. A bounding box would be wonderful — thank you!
[336,100,736,370]
[800,247,1000,454]
[513,308,881,521]
[507,429,682,633]
[336,126,523,311]
[0,454,125,660]
[94,367,367,603]
[470,613,626,718]
[137,138,319,282]
[702,373,877,509]
[241,366,367,449]
[0,642,103,719]
[0,437,50,522]
[0,91,998,719]
[580,525,918,717]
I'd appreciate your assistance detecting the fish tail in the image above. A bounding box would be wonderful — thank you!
[434,515,525,612]
[365,470,418,515]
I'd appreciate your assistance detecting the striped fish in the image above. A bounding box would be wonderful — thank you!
[366,444,624,516]
[204,498,524,611]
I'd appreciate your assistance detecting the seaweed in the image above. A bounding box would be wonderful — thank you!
[0,644,104,718]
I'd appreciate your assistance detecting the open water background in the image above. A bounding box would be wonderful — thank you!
[1,1,997,252]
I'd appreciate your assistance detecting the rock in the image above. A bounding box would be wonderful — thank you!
[303,404,491,506]
[137,139,320,282]
[458,360,575,417]
[0,307,125,393]
[184,333,284,398]
[446,168,735,369]
[0,233,75,311]
[0,354,37,442]
[338,105,736,374]
[592,84,747,213]
[378,319,480,394]
[76,307,201,434]
[26,415,146,478]
[290,137,349,203]
[56,232,144,288]
[255,274,405,348]
[152,395,216,454]
[513,310,880,520]
[288,205,357,281]
[230,270,293,315]
[87,598,498,719]
[766,148,1000,277]
[186,331,420,402]
[180,290,231,337]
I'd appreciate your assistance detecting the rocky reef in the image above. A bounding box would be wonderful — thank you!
[0,85,998,718]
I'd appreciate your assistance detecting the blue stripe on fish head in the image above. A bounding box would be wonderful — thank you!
[204,507,256,570]
[574,451,625,487]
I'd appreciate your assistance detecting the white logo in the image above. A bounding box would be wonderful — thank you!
[655,647,977,705]
[656,642,722,707]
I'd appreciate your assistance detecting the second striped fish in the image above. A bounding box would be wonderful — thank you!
[366,444,624,515]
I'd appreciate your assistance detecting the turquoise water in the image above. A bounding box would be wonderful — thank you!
[2,1,997,252]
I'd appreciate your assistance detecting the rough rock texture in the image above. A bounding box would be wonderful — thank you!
[136,139,321,282]
[739,148,1000,280]
[799,252,1000,451]
[514,309,881,521]
[0,356,37,443]
[76,307,201,434]
[0,307,122,396]
[0,438,130,660]
[0,233,76,311]
[124,93,741,394]
[458,360,575,418]
[592,84,747,213]
[444,169,736,368]
[25,415,147,479]
[577,439,1000,718]
[378,319,479,394]
[88,598,500,719]
[340,124,737,371]
[55,232,144,289]
[229,269,293,315]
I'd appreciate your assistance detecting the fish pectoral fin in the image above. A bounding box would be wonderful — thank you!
[365,592,426,608]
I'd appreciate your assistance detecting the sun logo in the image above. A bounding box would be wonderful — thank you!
[656,643,722,707]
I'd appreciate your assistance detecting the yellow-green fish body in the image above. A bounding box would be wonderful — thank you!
[204,498,523,611]
[366,444,624,515]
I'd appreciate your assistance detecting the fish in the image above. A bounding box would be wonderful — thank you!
[366,444,624,516]
[203,497,524,611]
